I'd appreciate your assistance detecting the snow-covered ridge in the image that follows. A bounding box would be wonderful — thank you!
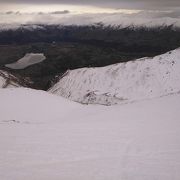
[5,53,46,69]
[49,48,180,105]
[0,70,21,88]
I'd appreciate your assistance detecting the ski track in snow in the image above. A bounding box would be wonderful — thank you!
[0,88,180,180]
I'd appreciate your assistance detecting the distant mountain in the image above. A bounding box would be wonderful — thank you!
[0,24,180,54]
[49,48,180,105]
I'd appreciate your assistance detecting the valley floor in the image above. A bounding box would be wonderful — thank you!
[0,88,180,180]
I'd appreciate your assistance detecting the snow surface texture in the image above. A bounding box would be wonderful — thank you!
[0,70,20,88]
[0,88,81,123]
[49,48,180,105]
[5,53,46,69]
[0,88,180,180]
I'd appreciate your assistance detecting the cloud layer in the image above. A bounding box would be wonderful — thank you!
[0,11,180,30]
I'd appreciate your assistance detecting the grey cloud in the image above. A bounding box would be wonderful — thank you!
[6,11,13,14]
[158,11,180,18]
[50,10,70,14]
[5,11,21,15]
[134,10,180,19]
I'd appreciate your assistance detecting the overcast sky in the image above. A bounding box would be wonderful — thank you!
[0,0,180,12]
[0,0,180,28]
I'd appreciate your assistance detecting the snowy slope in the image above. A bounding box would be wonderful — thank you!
[49,48,180,105]
[5,53,46,69]
[0,88,81,123]
[0,88,180,180]
[0,70,21,88]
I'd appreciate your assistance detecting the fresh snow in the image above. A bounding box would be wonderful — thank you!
[0,88,180,180]
[49,48,180,105]
[0,88,81,123]
[5,53,46,69]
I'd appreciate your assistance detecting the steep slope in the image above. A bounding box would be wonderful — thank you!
[49,48,180,105]
[0,70,22,88]
[0,88,180,180]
